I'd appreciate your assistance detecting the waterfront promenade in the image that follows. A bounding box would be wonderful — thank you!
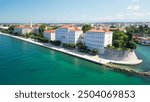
[0,33,142,65]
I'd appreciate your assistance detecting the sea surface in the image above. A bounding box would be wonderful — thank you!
[0,34,150,85]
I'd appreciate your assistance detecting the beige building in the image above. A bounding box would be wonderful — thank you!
[14,26,32,35]
[43,30,56,41]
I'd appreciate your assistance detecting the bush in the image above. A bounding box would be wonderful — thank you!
[63,43,76,49]
[38,37,49,43]
[91,49,99,55]
[76,43,88,53]
[31,36,49,43]
[50,40,61,46]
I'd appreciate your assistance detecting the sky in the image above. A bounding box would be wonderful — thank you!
[0,0,150,23]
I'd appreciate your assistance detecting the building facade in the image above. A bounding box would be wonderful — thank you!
[56,25,83,44]
[85,29,113,54]
[14,24,40,35]
[140,37,150,45]
[14,26,32,35]
[43,30,55,41]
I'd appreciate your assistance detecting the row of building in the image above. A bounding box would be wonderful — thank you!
[133,36,150,45]
[13,24,113,54]
[14,24,39,35]
[45,25,113,54]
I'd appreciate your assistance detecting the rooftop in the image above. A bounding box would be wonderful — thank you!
[15,25,39,29]
[15,26,31,29]
[60,25,73,29]
[60,25,81,31]
[88,29,112,33]
[44,30,55,33]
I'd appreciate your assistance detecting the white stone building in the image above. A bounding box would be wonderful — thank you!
[32,25,40,34]
[43,30,55,41]
[85,29,113,54]
[14,25,40,35]
[14,26,32,35]
[56,25,83,44]
[0,25,9,29]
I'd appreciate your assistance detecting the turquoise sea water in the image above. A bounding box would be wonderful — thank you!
[0,34,150,85]
[135,45,150,72]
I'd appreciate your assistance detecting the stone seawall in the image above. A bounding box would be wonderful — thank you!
[105,64,150,78]
[103,48,131,61]
[102,48,142,65]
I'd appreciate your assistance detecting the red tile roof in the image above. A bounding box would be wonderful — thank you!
[70,27,81,31]
[44,30,55,33]
[88,29,112,33]
[60,25,73,29]
[32,25,39,28]
[60,25,81,31]
[15,26,31,29]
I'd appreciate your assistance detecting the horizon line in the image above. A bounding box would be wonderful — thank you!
[0,21,150,24]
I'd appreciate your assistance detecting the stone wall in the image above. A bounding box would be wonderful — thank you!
[103,48,132,61]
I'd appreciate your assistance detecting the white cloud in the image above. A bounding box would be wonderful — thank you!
[127,5,140,10]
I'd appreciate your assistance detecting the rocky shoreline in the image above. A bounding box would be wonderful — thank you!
[105,64,150,78]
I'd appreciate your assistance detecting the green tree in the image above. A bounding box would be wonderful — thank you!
[8,25,16,34]
[110,25,116,28]
[113,31,129,48]
[82,24,92,33]
[63,43,76,49]
[126,25,150,36]
[126,32,133,41]
[126,26,136,33]
[47,26,58,30]
[113,40,122,48]
[39,24,46,34]
[126,41,137,49]
[52,26,58,30]
[91,49,99,55]
[25,33,31,38]
[139,25,144,34]
[51,40,61,46]
[76,43,87,52]
[113,31,128,41]
[144,25,149,29]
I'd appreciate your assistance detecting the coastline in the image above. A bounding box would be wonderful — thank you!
[0,32,142,65]
[0,32,109,65]
[0,32,150,78]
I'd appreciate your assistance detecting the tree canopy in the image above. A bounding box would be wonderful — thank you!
[39,24,46,34]
[109,30,137,50]
[0,25,16,34]
[110,25,116,28]
[126,41,137,49]
[82,24,92,33]
[8,25,16,34]
[126,25,150,36]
